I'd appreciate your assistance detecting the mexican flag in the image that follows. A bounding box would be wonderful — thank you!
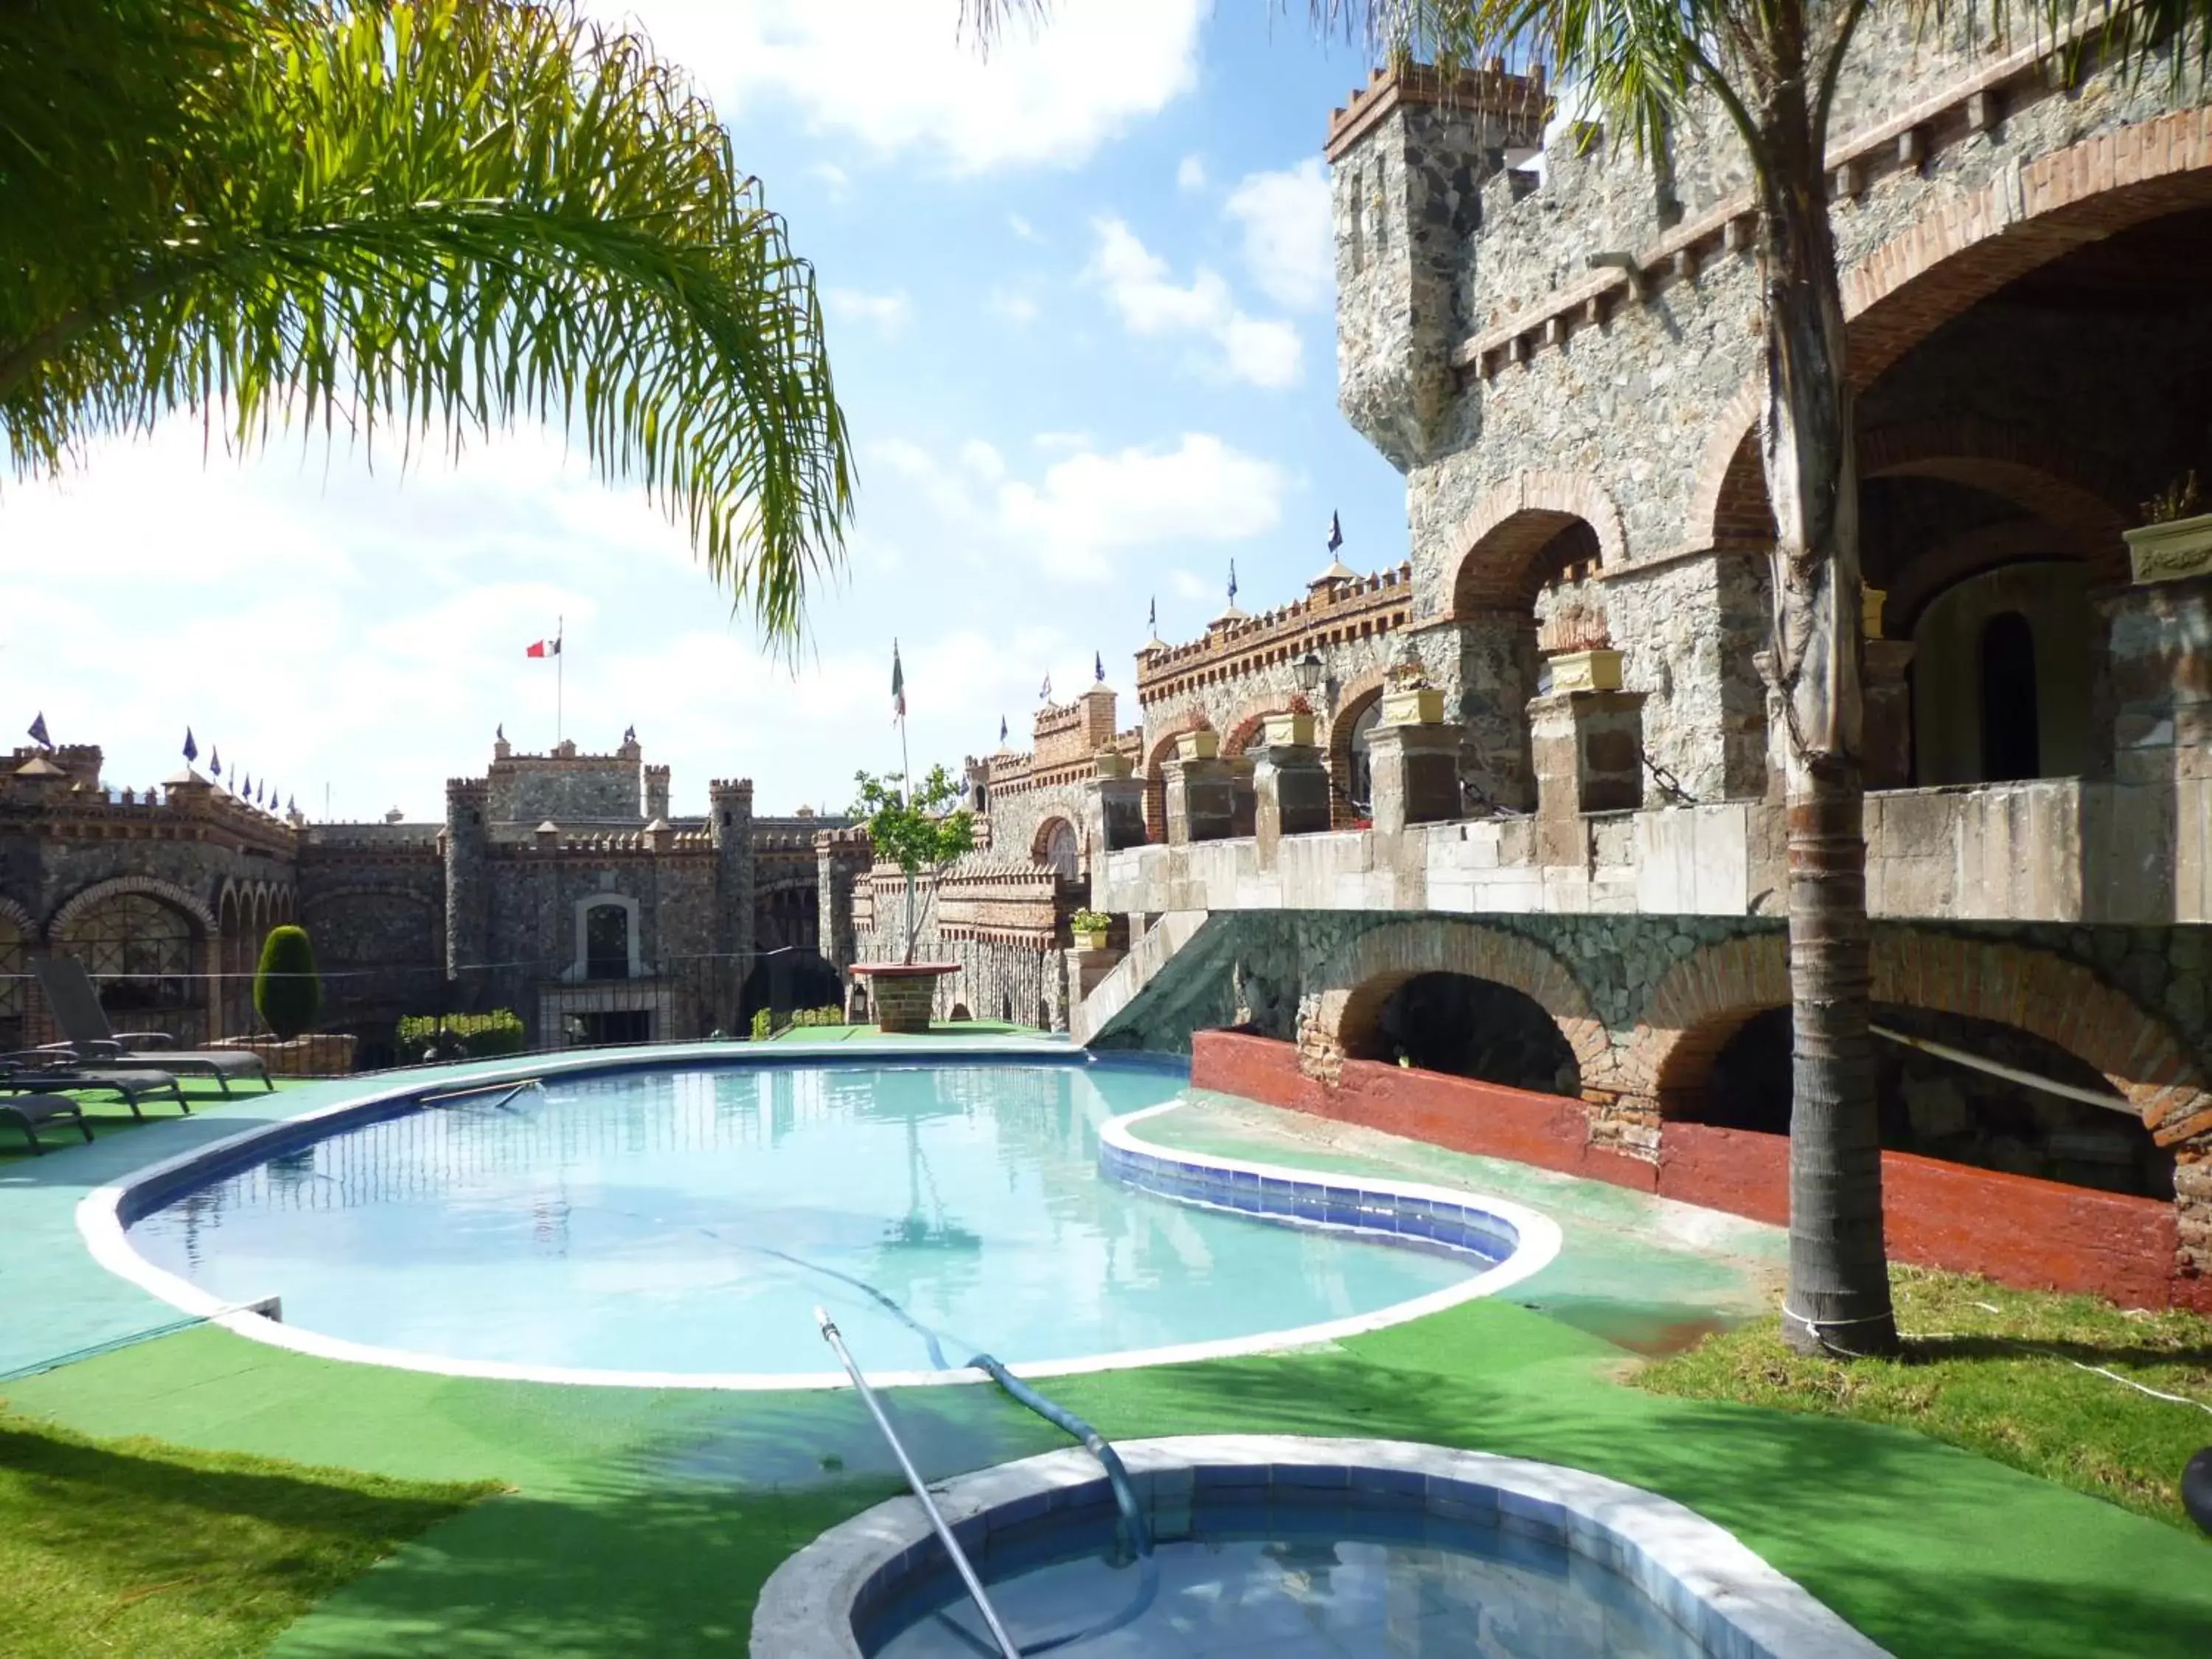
[526,636,561,658]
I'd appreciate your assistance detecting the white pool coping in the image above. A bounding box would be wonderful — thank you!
[750,1436,1893,1659]
[74,1062,1559,1391]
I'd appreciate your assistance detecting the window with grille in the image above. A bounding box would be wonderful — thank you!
[58,893,200,1016]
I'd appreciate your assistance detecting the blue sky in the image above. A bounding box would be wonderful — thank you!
[0,1,1405,821]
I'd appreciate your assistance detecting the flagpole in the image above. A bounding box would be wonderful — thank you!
[556,614,564,745]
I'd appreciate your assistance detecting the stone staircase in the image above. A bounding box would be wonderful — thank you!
[1071,909,1212,1046]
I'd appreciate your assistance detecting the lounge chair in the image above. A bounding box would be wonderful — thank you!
[1,1091,91,1153]
[1,1054,189,1115]
[31,956,271,1095]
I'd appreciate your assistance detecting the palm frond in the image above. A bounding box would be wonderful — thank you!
[0,1,852,644]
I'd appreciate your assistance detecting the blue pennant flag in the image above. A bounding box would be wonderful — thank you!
[288,794,297,815]
[1038,672,1052,703]
[1326,511,1343,554]
[27,712,49,748]
[999,715,1008,745]
[209,748,221,779]
[182,728,198,764]
[1094,651,1105,684]
[1227,560,1239,605]
[1147,596,1157,636]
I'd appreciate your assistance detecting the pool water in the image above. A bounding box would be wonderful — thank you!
[867,1501,1705,1658]
[125,1062,1487,1377]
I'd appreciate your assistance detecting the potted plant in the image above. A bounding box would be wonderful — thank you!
[1263,692,1316,748]
[1070,908,1113,951]
[847,764,975,1032]
[2124,471,2212,585]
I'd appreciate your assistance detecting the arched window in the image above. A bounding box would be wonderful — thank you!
[58,893,198,1017]
[1039,819,1080,880]
[1346,700,1382,815]
[0,912,26,1049]
[1979,611,2039,782]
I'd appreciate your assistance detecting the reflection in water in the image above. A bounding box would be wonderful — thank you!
[875,1509,1706,1658]
[128,1064,1481,1377]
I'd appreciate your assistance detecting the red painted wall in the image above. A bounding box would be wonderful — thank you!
[1189,1030,2202,1312]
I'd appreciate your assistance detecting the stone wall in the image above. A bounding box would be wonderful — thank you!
[850,858,1073,1030]
[484,741,649,826]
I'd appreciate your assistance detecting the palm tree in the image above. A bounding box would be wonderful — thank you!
[1,0,852,640]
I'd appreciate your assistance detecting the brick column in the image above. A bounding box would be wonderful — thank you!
[1368,693,1461,834]
[1227,755,1259,839]
[1863,639,1916,790]
[1163,731,1234,844]
[1528,651,1646,866]
[1254,737,1331,863]
[2101,571,2212,785]
[1085,752,1147,853]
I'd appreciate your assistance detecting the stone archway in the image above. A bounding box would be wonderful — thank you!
[1624,929,2212,1150]
[1300,917,1611,1088]
[1686,108,2212,556]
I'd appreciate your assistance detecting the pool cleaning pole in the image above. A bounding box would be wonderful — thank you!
[814,1308,1020,1659]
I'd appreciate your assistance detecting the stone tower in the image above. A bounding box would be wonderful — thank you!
[813,825,873,973]
[442,776,491,986]
[1328,62,1548,470]
[708,778,756,969]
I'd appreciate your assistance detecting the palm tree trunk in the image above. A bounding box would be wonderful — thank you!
[1755,61,1899,1358]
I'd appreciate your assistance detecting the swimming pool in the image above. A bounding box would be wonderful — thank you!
[105,1057,1553,1386]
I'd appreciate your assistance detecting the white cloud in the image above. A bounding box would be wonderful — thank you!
[1085,218,1301,389]
[806,160,852,199]
[997,434,1289,581]
[825,286,912,338]
[1176,153,1207,192]
[1008,212,1037,240]
[1168,568,1211,600]
[1032,431,1091,453]
[988,286,1040,325]
[610,0,1204,175]
[958,440,1006,483]
[1224,159,1334,311]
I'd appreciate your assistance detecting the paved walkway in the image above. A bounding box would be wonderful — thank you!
[4,1043,2208,1656]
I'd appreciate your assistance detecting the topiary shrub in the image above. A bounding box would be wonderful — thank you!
[254,925,321,1041]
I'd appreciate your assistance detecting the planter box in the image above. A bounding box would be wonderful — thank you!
[1093,750,1134,780]
[1071,928,1110,953]
[1262,712,1316,746]
[1173,728,1220,762]
[2124,512,2212,585]
[848,962,960,1034]
[210,1032,358,1077]
[1545,647,1624,694]
[1380,686,1444,726]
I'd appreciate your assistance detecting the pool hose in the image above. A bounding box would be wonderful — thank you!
[967,1352,1153,1559]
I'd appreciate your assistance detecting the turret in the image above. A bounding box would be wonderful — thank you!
[709,778,756,967]
[1329,61,1547,470]
[813,825,873,973]
[443,777,491,984]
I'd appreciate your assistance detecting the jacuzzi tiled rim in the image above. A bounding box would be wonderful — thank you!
[750,1436,1894,1659]
[74,1051,1557,1391]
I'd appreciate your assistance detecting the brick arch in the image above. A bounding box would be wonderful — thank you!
[50,875,219,941]
[301,883,434,918]
[1029,812,1083,873]
[0,894,36,943]
[1141,710,1214,841]
[1686,108,2212,553]
[1623,930,2212,1147]
[1860,419,2131,574]
[1222,696,1298,758]
[1447,470,1627,617]
[1304,918,1612,1083]
[1323,670,1390,827]
[1885,520,2077,636]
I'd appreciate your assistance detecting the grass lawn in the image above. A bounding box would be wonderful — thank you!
[1638,1265,2212,1529]
[0,1409,495,1659]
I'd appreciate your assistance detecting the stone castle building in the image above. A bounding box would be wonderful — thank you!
[0,732,841,1062]
[822,21,2212,1311]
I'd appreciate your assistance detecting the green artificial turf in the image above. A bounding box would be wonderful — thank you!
[11,1298,2212,1658]
[0,1078,309,1164]
[0,1408,493,1659]
[1638,1263,2212,1529]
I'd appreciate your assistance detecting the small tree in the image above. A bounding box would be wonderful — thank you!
[852,765,976,964]
[254,925,321,1041]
